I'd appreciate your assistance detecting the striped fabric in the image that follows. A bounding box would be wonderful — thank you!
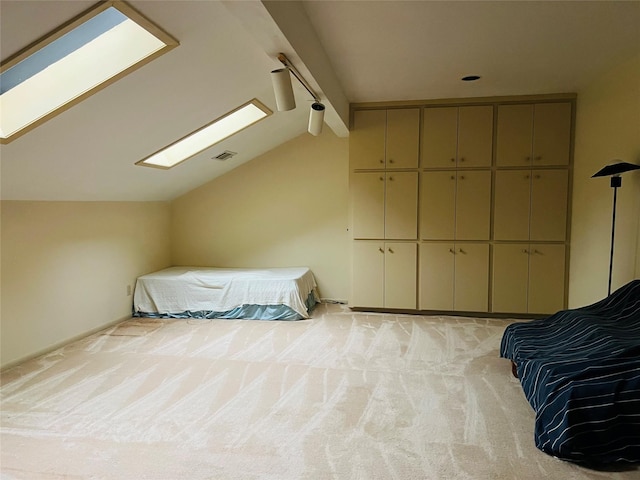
[500,280,640,465]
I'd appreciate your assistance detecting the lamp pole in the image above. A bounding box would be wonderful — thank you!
[607,175,622,296]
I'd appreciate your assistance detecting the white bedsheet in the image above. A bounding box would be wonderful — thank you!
[134,266,318,318]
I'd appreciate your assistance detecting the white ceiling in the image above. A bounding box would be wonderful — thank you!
[1,0,639,202]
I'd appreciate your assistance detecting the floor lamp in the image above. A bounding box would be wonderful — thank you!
[592,161,640,296]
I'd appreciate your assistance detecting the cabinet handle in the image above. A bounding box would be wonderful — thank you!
[522,249,529,254]
[458,248,466,254]
[450,175,455,180]
[534,174,541,179]
[450,158,456,163]
[389,159,395,164]
[379,176,384,181]
[379,247,384,253]
[533,249,541,255]
[525,156,531,162]
[379,159,384,164]
[525,174,530,179]
[535,156,542,161]
[449,248,456,254]
[388,248,394,254]
[459,175,465,180]
[389,176,394,181]
[459,157,465,162]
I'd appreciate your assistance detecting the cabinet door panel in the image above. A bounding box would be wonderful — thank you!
[422,107,457,168]
[387,109,419,169]
[496,104,533,167]
[419,243,454,310]
[493,170,531,241]
[454,243,489,312]
[455,170,491,240]
[530,170,568,241]
[350,110,386,170]
[533,103,571,166]
[458,106,493,167]
[492,244,529,313]
[385,172,418,239]
[420,171,456,240]
[351,172,385,239]
[352,242,385,308]
[528,245,565,314]
[385,242,417,309]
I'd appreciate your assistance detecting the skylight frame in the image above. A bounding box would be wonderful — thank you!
[0,0,178,145]
[136,99,273,170]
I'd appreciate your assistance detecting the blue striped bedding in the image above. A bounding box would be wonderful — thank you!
[500,280,640,465]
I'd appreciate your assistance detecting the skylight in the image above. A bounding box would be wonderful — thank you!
[0,1,178,144]
[136,100,272,169]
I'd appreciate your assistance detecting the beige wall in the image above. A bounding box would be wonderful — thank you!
[0,201,171,368]
[570,54,640,307]
[171,129,349,301]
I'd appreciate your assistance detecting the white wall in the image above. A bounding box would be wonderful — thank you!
[0,201,171,367]
[171,128,349,301]
[569,54,640,307]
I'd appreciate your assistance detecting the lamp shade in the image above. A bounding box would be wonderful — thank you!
[308,102,325,136]
[592,161,640,177]
[270,68,296,111]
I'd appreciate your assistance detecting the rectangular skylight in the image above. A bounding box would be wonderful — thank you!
[0,1,178,144]
[136,100,272,169]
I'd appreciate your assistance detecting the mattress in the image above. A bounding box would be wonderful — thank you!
[133,266,319,320]
[500,280,640,465]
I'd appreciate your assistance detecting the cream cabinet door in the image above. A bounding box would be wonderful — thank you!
[533,103,571,166]
[454,243,489,312]
[351,172,385,239]
[492,244,529,313]
[387,109,419,169]
[455,170,491,240]
[420,171,456,240]
[528,244,566,314]
[493,170,531,241]
[384,242,417,309]
[385,171,418,239]
[422,107,458,168]
[496,104,533,167]
[351,241,384,308]
[419,243,455,310]
[457,106,493,167]
[350,110,386,170]
[530,170,568,241]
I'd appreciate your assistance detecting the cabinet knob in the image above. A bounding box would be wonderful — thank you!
[379,176,384,181]
[389,159,395,164]
[379,247,384,253]
[525,174,530,179]
[459,175,465,180]
[450,175,455,180]
[522,249,529,254]
[389,176,394,181]
[459,157,465,162]
[449,248,456,254]
[533,249,541,255]
[458,248,466,254]
[535,156,542,161]
[379,159,384,164]
[450,158,456,163]
[388,248,394,254]
[534,174,541,179]
[525,156,531,162]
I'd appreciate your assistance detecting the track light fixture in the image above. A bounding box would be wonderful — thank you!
[270,53,325,136]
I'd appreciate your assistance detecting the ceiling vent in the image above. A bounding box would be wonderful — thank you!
[213,150,237,161]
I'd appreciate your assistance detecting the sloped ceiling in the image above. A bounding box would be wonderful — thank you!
[1,0,639,202]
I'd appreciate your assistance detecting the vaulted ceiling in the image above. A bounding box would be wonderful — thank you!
[1,0,639,202]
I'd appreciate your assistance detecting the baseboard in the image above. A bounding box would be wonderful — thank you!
[1,314,131,371]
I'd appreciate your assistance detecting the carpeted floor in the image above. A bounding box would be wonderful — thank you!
[1,303,637,479]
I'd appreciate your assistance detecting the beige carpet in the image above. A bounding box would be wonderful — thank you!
[1,303,636,479]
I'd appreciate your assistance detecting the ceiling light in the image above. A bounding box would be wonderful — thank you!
[0,1,178,144]
[271,53,325,136]
[136,99,271,169]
